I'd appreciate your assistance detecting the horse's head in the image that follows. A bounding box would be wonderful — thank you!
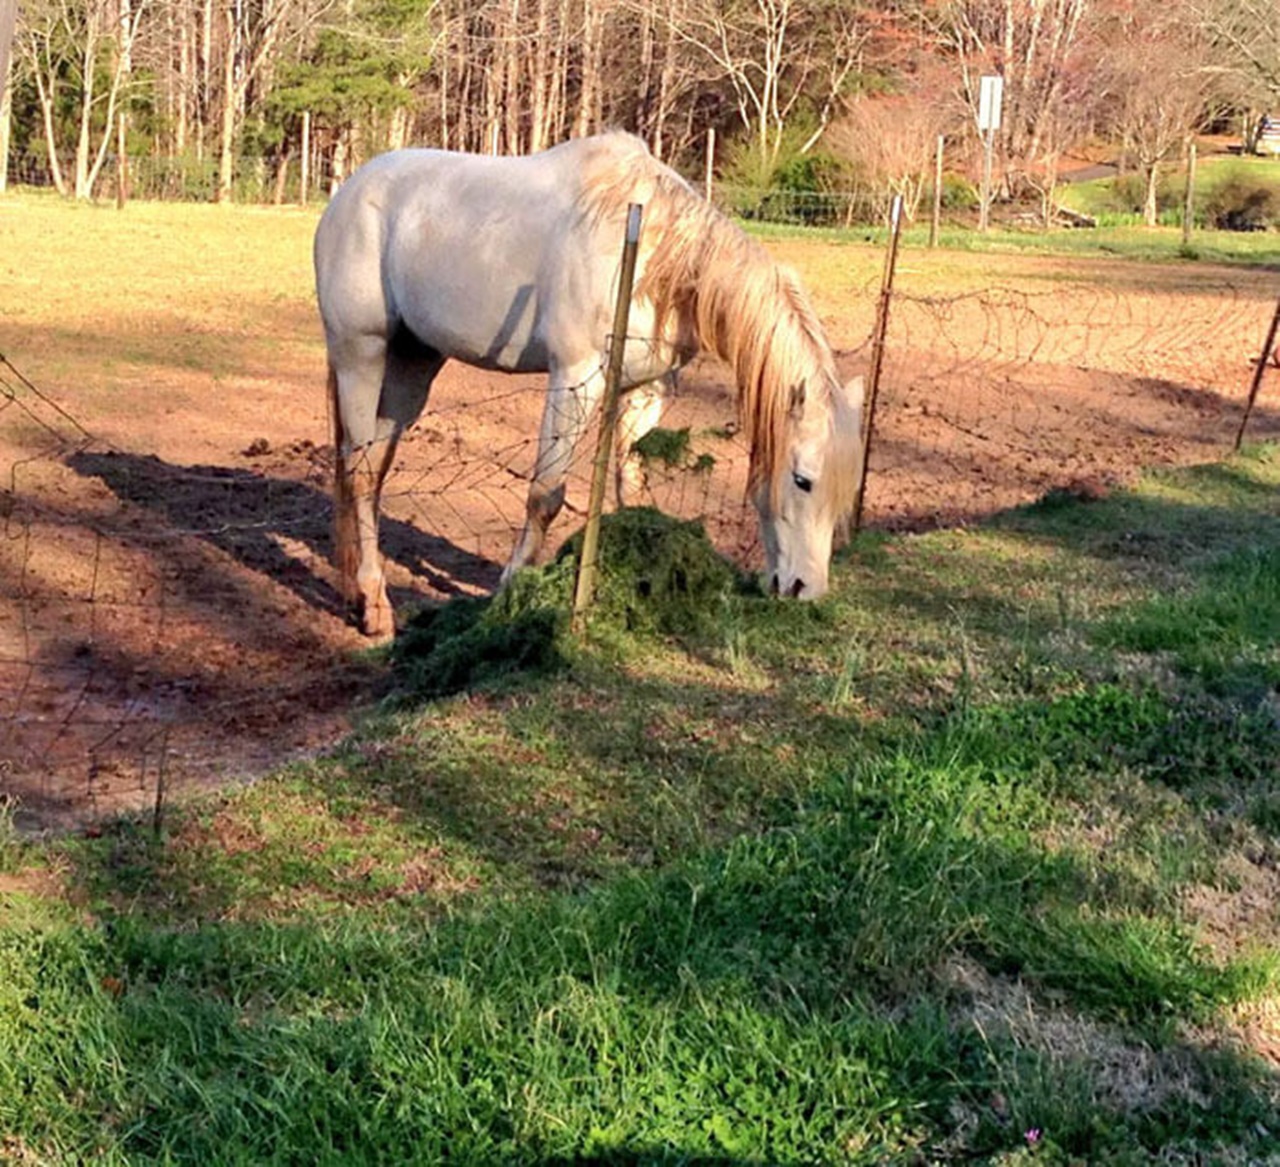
[753,374,864,600]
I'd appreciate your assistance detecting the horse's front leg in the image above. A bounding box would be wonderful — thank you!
[502,367,601,586]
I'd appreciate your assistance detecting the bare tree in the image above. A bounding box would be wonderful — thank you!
[17,0,149,198]
[1187,0,1280,147]
[1093,0,1214,225]
[933,0,1091,198]
[652,0,867,176]
[829,70,957,223]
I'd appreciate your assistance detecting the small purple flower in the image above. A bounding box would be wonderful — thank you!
[1025,1128,1042,1145]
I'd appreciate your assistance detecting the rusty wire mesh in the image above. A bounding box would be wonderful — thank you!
[861,272,1278,528]
[3,268,1280,832]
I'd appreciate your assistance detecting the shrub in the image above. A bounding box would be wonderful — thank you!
[938,173,979,211]
[1204,176,1280,232]
[1107,173,1147,214]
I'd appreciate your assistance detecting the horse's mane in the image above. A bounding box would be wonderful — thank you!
[576,133,855,515]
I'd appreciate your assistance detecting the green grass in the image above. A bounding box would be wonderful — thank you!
[746,151,1280,266]
[5,453,1280,1156]
[1059,154,1280,223]
[757,216,1280,267]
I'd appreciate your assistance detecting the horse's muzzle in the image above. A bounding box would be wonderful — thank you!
[771,574,807,599]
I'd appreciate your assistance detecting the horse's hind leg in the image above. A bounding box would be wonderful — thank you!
[330,364,361,612]
[330,339,397,638]
[330,332,440,638]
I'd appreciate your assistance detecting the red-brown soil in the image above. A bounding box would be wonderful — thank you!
[3,252,1280,831]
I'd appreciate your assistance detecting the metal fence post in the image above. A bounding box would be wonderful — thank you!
[852,194,904,536]
[572,202,643,630]
[1234,292,1280,453]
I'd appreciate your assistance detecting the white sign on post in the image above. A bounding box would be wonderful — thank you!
[978,75,1004,133]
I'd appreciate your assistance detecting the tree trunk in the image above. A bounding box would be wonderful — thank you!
[116,0,133,208]
[1143,161,1159,226]
[198,0,214,162]
[637,3,654,143]
[217,6,238,202]
[0,0,14,189]
[575,0,602,138]
[272,147,291,204]
[438,31,449,148]
[0,0,13,105]
[30,61,68,195]
[0,66,10,194]
[330,129,348,194]
[503,1,522,153]
[74,16,100,198]
[484,8,502,153]
[652,2,679,160]
[530,0,552,151]
[551,0,572,142]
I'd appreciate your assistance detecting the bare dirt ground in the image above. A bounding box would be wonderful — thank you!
[3,210,1280,831]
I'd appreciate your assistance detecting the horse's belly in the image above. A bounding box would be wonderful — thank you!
[397,284,550,374]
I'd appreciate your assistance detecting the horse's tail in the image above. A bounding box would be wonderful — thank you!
[328,362,358,600]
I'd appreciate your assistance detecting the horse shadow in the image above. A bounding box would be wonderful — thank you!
[66,450,501,624]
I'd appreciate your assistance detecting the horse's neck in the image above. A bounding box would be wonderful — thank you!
[695,247,828,395]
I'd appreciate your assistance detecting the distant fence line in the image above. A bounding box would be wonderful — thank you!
[3,149,891,226]
[3,150,334,206]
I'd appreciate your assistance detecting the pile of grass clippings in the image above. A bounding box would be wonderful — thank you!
[394,507,743,697]
[556,506,742,637]
[631,426,717,475]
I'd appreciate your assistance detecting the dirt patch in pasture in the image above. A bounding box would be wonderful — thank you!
[3,240,1280,830]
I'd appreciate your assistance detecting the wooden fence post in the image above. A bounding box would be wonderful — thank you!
[853,194,904,535]
[572,203,644,630]
[1181,141,1197,249]
[930,134,943,248]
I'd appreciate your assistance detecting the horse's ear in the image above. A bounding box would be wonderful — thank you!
[789,382,806,417]
[838,375,865,411]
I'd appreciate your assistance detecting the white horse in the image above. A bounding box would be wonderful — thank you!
[315,132,863,638]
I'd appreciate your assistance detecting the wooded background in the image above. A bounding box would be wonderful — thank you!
[1,1,1279,222]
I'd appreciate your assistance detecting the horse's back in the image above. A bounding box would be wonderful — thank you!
[315,136,662,372]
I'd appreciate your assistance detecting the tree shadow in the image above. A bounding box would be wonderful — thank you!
[50,657,1280,1162]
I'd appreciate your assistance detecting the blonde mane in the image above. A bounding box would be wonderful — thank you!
[576,133,856,516]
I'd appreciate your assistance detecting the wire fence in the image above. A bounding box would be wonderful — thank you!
[3,151,336,205]
[3,257,1280,834]
[5,151,892,225]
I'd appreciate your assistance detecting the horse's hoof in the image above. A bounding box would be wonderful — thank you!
[361,612,396,641]
[354,596,396,641]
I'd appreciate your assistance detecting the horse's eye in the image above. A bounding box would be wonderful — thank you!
[793,473,813,494]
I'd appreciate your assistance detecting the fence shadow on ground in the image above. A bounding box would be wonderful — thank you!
[66,448,502,609]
